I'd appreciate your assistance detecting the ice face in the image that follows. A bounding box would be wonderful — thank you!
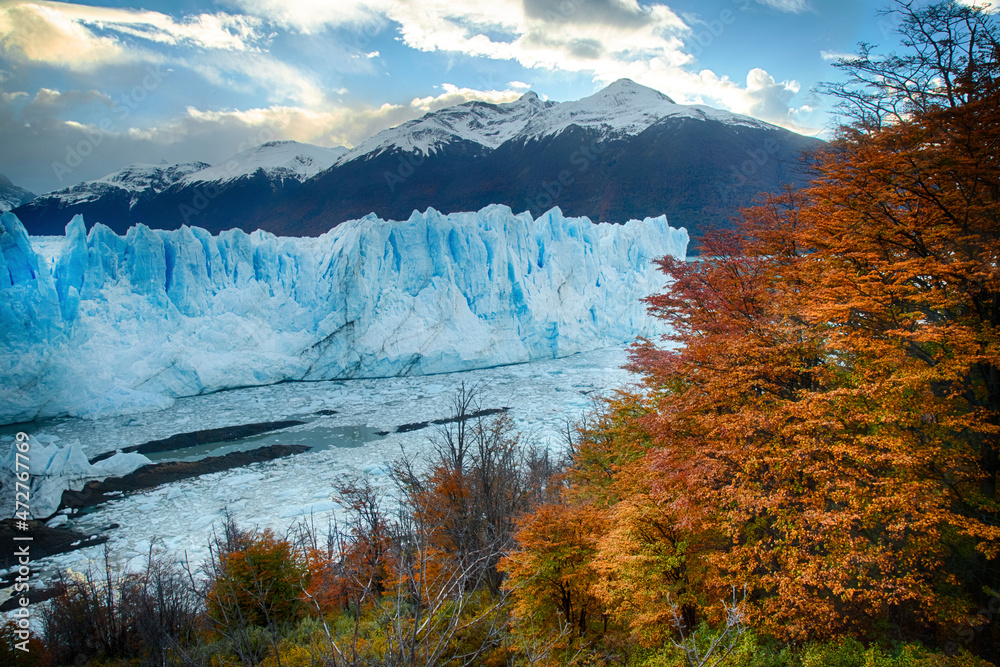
[0,436,152,518]
[0,205,687,424]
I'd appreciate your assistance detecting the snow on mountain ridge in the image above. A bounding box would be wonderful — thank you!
[0,174,34,212]
[50,161,210,207]
[336,91,556,164]
[94,162,209,192]
[521,78,769,139]
[0,205,688,424]
[338,78,774,164]
[181,140,347,185]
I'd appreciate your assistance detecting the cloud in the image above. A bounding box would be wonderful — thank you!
[0,1,267,72]
[409,83,523,111]
[0,1,335,107]
[522,0,657,28]
[743,67,800,120]
[956,0,999,11]
[0,81,530,193]
[227,0,811,131]
[144,84,527,149]
[820,49,856,62]
[755,0,810,12]
[188,51,327,107]
[37,1,265,51]
[221,0,380,34]
[0,2,129,68]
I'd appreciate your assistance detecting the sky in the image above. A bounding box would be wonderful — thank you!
[0,0,995,195]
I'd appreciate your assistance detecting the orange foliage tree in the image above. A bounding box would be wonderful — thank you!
[625,11,1000,644]
[206,524,307,630]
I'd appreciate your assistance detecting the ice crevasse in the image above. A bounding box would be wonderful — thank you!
[0,204,688,424]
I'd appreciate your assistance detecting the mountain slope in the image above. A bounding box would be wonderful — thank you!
[14,80,823,241]
[256,80,823,241]
[13,162,209,235]
[0,174,36,212]
[14,142,345,235]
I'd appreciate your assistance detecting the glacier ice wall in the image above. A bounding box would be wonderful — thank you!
[0,205,687,424]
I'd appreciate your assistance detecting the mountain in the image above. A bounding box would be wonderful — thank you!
[335,89,555,162]
[14,80,823,242]
[0,174,36,212]
[252,79,823,243]
[13,141,346,235]
[12,162,209,235]
[0,205,687,423]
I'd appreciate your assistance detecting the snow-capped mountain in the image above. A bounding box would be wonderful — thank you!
[336,91,555,163]
[180,141,346,185]
[87,162,209,200]
[0,174,35,212]
[259,79,823,241]
[336,79,771,164]
[13,80,823,240]
[518,78,768,140]
[13,162,209,235]
[13,142,345,235]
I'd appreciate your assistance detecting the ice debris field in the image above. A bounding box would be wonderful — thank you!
[0,204,687,424]
[1,346,639,585]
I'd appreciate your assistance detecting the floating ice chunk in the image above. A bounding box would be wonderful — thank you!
[0,440,151,519]
[93,451,153,477]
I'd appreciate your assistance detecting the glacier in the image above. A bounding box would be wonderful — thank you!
[0,204,687,424]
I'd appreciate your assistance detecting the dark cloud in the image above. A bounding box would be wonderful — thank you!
[0,80,267,195]
[522,0,652,28]
[521,31,606,59]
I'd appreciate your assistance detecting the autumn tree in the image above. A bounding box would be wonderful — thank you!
[820,0,1000,129]
[621,0,1000,648]
[503,392,669,655]
[390,383,542,600]
[41,544,201,666]
[205,518,307,665]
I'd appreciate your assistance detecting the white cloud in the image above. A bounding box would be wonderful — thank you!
[410,83,523,111]
[0,2,130,68]
[956,0,999,11]
[820,49,856,61]
[227,0,813,131]
[0,1,266,71]
[755,0,810,12]
[188,51,326,107]
[221,0,380,34]
[40,1,265,51]
[151,83,527,149]
[744,67,801,120]
[0,1,333,107]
